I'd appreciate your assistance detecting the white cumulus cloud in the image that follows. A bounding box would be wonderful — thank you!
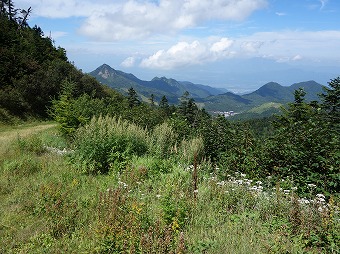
[17,0,267,41]
[121,57,136,67]
[210,38,234,53]
[81,0,267,41]
[140,41,207,69]
[140,37,234,69]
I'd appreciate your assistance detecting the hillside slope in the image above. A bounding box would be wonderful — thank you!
[89,64,226,103]
[90,65,324,115]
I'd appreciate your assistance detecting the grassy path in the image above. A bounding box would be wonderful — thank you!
[0,122,57,155]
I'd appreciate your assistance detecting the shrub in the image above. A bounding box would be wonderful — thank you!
[148,122,177,159]
[71,115,148,174]
[178,136,204,165]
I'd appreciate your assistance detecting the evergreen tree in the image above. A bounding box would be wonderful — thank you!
[320,77,340,126]
[159,95,170,116]
[178,91,190,116]
[127,87,140,108]
[262,88,339,195]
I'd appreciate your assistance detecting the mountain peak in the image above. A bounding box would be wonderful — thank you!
[92,64,117,79]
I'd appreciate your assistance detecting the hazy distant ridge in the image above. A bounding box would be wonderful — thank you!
[89,64,325,115]
[90,64,226,103]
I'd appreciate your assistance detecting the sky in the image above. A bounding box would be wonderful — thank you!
[16,0,340,93]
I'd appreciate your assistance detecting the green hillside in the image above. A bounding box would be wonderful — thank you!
[1,2,339,253]
[89,64,325,119]
[90,64,226,104]
[0,7,113,121]
[202,80,325,118]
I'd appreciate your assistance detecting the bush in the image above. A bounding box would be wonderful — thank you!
[178,137,204,165]
[148,122,177,159]
[71,115,148,174]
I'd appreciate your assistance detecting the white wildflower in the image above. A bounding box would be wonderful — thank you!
[236,180,243,185]
[118,181,128,188]
[217,181,225,186]
[298,198,310,205]
[317,198,326,203]
[316,194,325,199]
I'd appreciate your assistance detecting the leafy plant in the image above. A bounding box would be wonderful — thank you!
[71,115,148,174]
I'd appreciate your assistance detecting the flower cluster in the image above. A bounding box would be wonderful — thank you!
[297,193,332,213]
[44,145,74,155]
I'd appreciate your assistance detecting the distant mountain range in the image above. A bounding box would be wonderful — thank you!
[90,64,227,104]
[89,64,325,118]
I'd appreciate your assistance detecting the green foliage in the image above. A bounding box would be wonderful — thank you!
[71,115,148,174]
[161,193,190,232]
[0,5,108,120]
[37,182,79,238]
[168,113,193,141]
[1,1,340,250]
[260,89,340,195]
[1,122,339,253]
[148,122,177,159]
[320,76,340,127]
[2,154,42,180]
[16,133,47,155]
[199,115,234,162]
[49,81,88,135]
[127,86,140,108]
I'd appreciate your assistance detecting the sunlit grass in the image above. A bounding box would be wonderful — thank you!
[0,122,338,253]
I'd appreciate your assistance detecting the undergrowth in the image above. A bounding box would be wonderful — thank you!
[0,123,339,253]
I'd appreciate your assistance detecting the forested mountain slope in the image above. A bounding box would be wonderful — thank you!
[0,6,112,121]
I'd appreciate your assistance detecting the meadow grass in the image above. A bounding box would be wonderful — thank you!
[0,123,338,253]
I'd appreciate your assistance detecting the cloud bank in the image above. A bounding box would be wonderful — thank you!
[17,0,267,41]
[139,38,234,69]
[132,30,340,70]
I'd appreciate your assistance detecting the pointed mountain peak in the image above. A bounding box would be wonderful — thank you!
[96,63,115,71]
[92,64,117,79]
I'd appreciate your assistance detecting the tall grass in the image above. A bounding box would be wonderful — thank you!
[148,122,177,158]
[71,115,149,174]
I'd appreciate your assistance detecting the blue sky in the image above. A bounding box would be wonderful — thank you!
[17,0,340,92]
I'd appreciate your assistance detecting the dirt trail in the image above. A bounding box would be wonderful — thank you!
[0,123,57,149]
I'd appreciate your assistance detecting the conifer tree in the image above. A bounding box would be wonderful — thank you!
[127,87,140,108]
[320,77,340,126]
